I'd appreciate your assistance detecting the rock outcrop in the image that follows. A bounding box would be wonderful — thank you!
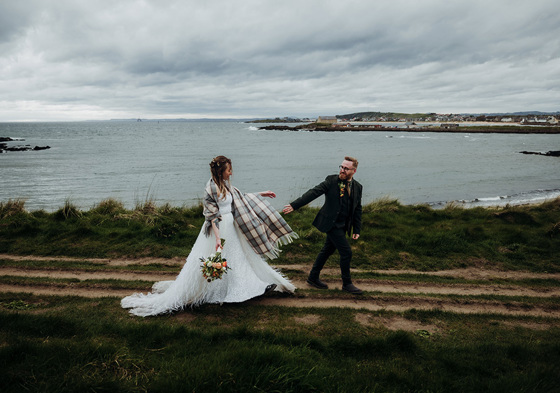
[0,137,51,153]
[519,150,560,157]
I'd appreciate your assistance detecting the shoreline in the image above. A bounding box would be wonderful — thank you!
[258,122,560,134]
[3,192,560,213]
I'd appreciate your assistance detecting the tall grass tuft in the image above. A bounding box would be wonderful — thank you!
[55,200,83,220]
[442,201,465,211]
[363,196,401,213]
[132,198,160,226]
[0,199,26,219]
[135,198,158,216]
[91,198,126,216]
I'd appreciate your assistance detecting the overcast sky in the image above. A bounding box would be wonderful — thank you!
[1,0,559,121]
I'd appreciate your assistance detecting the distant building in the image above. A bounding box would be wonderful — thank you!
[440,123,459,129]
[522,118,550,125]
[317,116,338,124]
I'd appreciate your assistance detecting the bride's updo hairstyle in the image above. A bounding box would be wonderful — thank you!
[210,155,232,199]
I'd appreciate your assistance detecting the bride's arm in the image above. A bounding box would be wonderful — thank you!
[211,220,221,251]
[257,190,276,198]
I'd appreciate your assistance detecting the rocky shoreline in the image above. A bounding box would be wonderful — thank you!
[0,137,51,153]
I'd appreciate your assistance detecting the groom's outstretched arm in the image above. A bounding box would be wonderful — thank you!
[283,176,331,214]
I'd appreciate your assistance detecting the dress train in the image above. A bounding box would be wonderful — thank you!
[121,211,295,317]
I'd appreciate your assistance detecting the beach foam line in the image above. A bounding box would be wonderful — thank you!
[430,188,560,208]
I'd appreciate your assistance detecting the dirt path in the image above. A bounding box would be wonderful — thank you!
[2,254,559,280]
[1,283,558,318]
[2,255,559,318]
[251,297,558,318]
[275,264,560,281]
[2,267,559,298]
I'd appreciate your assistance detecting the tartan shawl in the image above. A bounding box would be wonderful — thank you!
[203,179,298,260]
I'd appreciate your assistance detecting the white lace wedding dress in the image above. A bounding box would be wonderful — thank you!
[121,193,296,316]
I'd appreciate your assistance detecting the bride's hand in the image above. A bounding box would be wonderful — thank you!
[259,190,276,198]
[215,239,222,251]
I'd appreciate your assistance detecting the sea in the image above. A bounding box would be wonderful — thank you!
[1,121,559,212]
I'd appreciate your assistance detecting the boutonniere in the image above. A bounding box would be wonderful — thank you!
[338,181,345,197]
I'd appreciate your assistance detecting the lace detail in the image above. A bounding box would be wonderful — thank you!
[121,196,295,317]
[217,192,233,214]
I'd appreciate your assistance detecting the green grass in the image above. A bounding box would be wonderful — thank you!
[276,198,560,272]
[1,197,560,272]
[1,293,559,392]
[0,198,204,259]
[2,198,560,392]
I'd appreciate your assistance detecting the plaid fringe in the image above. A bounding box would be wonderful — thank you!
[203,179,298,259]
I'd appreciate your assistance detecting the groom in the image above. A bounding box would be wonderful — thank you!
[283,157,363,295]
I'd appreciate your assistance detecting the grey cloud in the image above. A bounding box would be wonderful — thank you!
[0,2,44,45]
[0,0,559,120]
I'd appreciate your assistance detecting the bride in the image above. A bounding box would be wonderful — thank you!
[121,155,298,316]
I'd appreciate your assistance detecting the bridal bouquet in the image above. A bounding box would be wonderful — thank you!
[200,246,230,282]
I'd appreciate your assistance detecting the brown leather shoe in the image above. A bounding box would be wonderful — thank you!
[342,283,363,295]
[307,277,329,289]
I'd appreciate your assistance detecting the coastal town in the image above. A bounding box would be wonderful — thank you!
[254,111,560,134]
[252,111,560,125]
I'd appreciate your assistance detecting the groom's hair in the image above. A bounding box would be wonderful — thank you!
[345,156,358,169]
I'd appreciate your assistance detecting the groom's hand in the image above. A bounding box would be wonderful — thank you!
[352,234,360,240]
[283,204,294,214]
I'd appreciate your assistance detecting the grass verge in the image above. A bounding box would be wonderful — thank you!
[1,293,559,393]
[1,197,559,272]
